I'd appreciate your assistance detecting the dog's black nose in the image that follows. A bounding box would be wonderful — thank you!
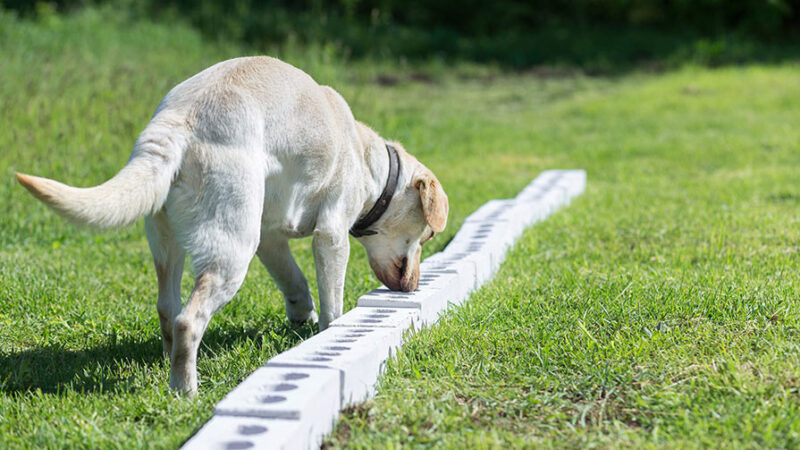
[398,256,419,291]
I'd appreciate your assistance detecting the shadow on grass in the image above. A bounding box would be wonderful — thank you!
[0,319,316,395]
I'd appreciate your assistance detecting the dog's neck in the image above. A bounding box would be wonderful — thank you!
[356,123,398,221]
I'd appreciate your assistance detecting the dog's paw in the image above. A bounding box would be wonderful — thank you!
[169,373,198,397]
[285,293,318,324]
[288,308,318,325]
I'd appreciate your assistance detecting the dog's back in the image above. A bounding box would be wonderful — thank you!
[17,56,358,233]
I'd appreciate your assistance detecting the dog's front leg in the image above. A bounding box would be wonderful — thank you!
[312,228,349,329]
[256,236,317,323]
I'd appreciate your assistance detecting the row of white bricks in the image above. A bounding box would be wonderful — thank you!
[183,169,587,450]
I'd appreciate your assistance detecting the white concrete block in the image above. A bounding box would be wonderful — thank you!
[517,188,566,224]
[267,326,404,406]
[444,223,510,277]
[463,202,533,248]
[544,185,569,211]
[451,221,507,251]
[435,247,493,288]
[329,305,420,330]
[533,169,564,186]
[355,261,467,324]
[448,220,508,249]
[516,174,557,200]
[512,200,549,228]
[516,186,548,208]
[214,366,340,423]
[463,199,517,223]
[556,170,587,200]
[357,278,452,326]
[517,169,586,207]
[425,251,484,290]
[516,170,566,202]
[415,266,459,291]
[462,251,495,287]
[426,267,473,308]
[420,252,474,279]
[416,268,464,315]
[181,415,315,450]
[420,254,478,301]
[504,210,530,241]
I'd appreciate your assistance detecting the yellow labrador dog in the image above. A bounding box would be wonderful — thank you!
[16,56,448,395]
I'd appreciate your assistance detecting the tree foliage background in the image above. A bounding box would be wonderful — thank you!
[2,0,798,69]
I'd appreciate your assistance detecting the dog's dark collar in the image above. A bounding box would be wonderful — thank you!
[350,143,400,238]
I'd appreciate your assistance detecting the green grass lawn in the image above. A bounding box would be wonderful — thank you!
[327,66,800,447]
[2,7,799,449]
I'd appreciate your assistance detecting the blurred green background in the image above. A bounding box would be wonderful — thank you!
[2,0,799,71]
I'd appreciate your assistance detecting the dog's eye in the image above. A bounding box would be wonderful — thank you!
[421,231,435,244]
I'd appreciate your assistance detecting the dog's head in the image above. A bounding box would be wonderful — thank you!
[354,144,448,292]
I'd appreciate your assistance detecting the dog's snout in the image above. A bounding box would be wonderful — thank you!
[369,255,418,292]
[398,256,419,292]
[399,279,417,292]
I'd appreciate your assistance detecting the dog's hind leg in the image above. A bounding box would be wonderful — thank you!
[167,161,264,395]
[170,264,252,395]
[145,213,186,357]
[256,236,318,324]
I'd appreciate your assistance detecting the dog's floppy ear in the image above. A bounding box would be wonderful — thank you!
[414,172,448,232]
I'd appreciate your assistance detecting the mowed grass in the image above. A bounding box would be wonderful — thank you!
[1,7,799,449]
[328,66,800,445]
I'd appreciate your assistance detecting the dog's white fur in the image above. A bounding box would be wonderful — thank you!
[17,56,448,395]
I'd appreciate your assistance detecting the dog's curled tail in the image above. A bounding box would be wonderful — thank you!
[16,120,188,229]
